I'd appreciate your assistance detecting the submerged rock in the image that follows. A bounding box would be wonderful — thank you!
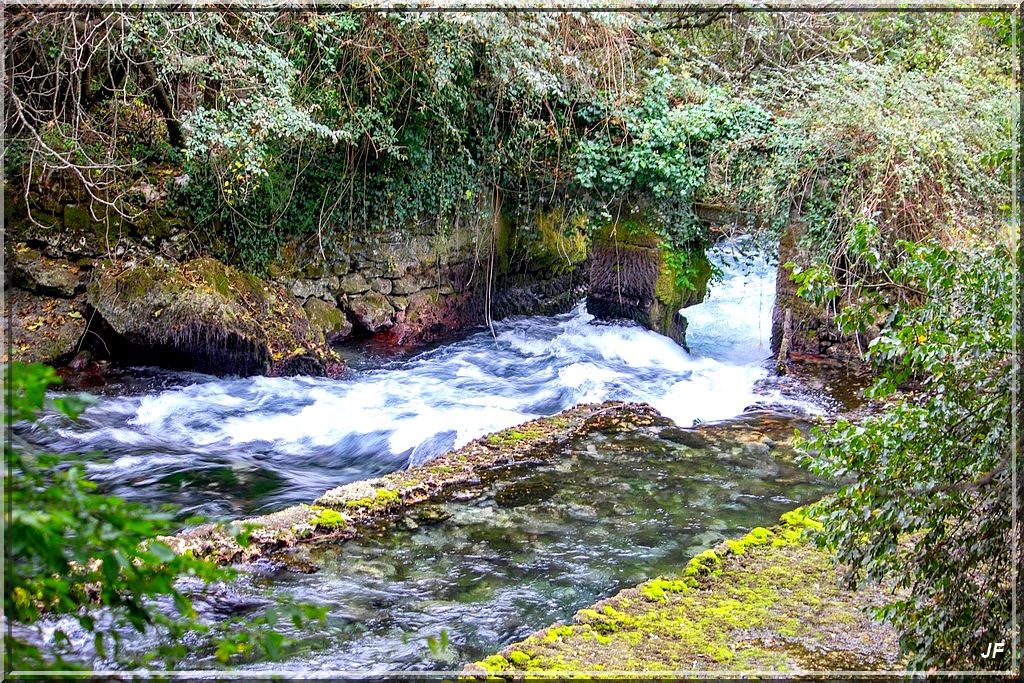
[86,257,344,377]
[167,401,664,565]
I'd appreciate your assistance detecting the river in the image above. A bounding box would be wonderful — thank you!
[19,238,842,671]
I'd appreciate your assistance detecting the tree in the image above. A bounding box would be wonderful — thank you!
[4,362,322,671]
[797,238,1019,669]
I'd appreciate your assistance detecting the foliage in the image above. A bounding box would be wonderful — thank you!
[796,239,1018,669]
[695,12,1013,284]
[155,11,650,270]
[3,363,325,671]
[574,67,773,251]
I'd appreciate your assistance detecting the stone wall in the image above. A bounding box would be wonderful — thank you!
[3,189,592,370]
[266,204,590,347]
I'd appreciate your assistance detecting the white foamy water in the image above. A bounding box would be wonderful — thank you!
[29,239,820,517]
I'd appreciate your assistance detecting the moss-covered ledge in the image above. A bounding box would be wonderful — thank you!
[463,511,904,678]
[164,400,665,564]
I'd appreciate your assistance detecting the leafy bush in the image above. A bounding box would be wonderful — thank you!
[797,239,1018,669]
[698,14,1013,285]
[4,362,323,671]
[574,67,773,250]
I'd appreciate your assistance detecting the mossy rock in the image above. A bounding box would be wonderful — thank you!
[3,289,88,364]
[303,297,353,343]
[86,257,344,376]
[588,219,711,347]
[465,510,903,677]
[348,290,395,332]
[10,245,86,298]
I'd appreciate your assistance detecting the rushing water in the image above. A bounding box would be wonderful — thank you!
[17,239,844,671]
[25,413,830,672]
[26,240,817,520]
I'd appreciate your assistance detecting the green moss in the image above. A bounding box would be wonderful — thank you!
[530,207,589,275]
[725,526,775,556]
[473,507,901,674]
[640,577,693,602]
[507,650,532,668]
[478,654,512,672]
[308,506,348,529]
[486,427,542,445]
[343,488,401,510]
[375,488,400,504]
[684,549,722,577]
[780,507,823,530]
[544,625,574,641]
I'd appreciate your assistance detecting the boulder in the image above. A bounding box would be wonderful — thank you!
[348,291,395,332]
[303,297,353,343]
[10,246,87,297]
[3,289,88,364]
[86,257,343,377]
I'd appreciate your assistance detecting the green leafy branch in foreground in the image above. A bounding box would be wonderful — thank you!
[4,362,325,672]
[797,239,1018,669]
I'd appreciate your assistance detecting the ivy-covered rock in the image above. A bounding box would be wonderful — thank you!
[86,257,344,377]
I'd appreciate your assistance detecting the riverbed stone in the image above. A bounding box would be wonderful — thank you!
[167,402,664,565]
[348,290,395,332]
[86,257,343,377]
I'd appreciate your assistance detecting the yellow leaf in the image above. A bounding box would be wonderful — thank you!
[67,311,83,319]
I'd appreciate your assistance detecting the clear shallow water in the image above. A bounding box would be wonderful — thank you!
[26,413,830,672]
[25,239,820,519]
[264,419,827,673]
